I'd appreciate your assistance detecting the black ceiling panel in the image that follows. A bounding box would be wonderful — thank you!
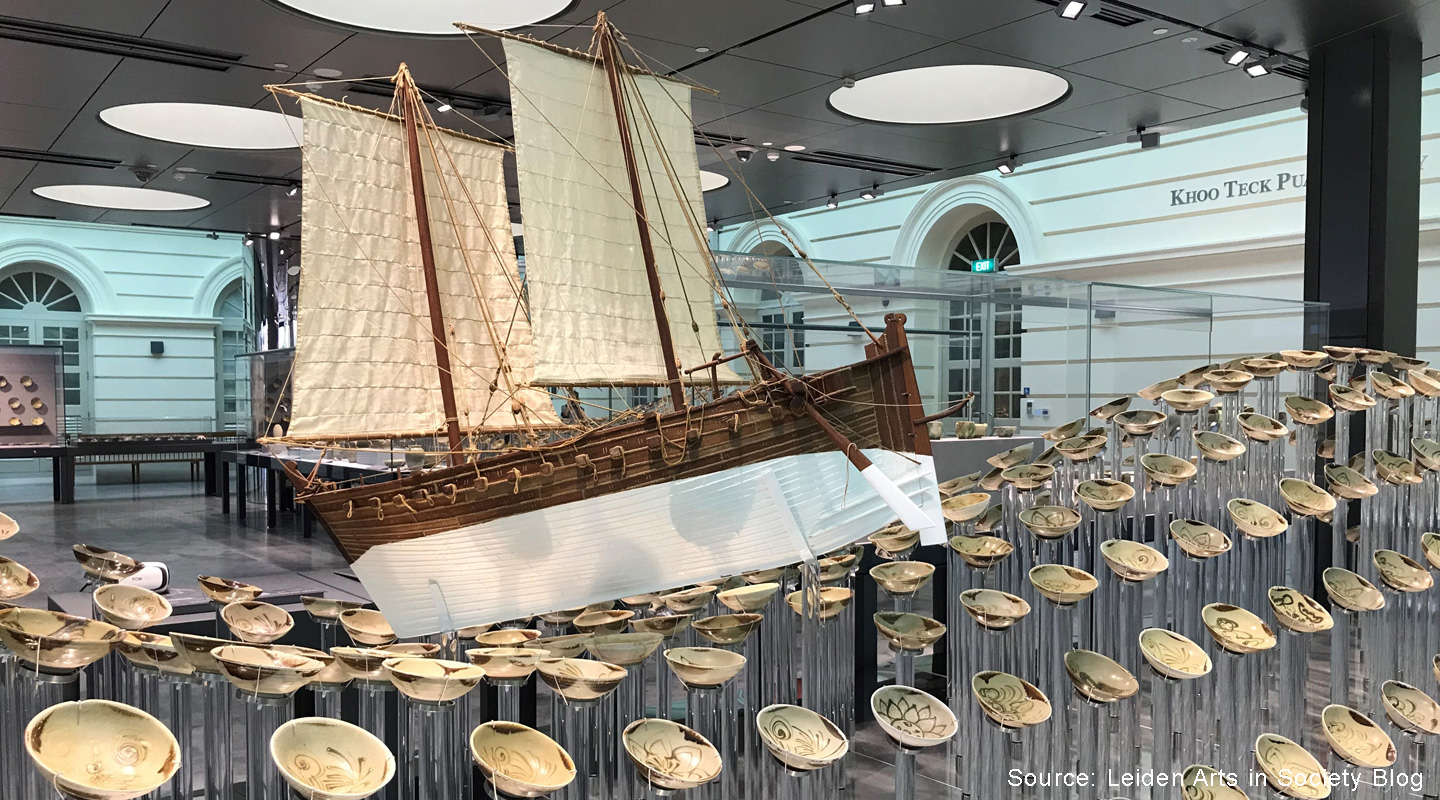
[732,11,948,78]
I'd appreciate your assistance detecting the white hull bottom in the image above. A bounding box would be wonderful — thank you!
[352,449,942,637]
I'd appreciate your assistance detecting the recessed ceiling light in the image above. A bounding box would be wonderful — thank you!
[1151,27,1169,35]
[761,142,774,147]
[700,170,729,192]
[273,62,290,70]
[1182,36,1198,43]
[1055,0,1090,20]
[33,185,209,211]
[313,67,343,78]
[695,46,710,53]
[784,144,806,152]
[100,103,302,150]
[854,1,876,14]
[829,65,1070,125]
[272,0,572,35]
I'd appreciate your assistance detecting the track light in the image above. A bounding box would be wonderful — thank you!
[882,0,905,5]
[1054,0,1089,20]
[854,1,875,13]
[1244,55,1286,78]
[766,150,780,162]
[827,194,839,209]
[436,103,452,113]
[286,185,299,197]
[996,156,1016,176]
[1224,45,1254,66]
[243,235,253,246]
[860,185,879,201]
[268,231,281,241]
[706,220,715,232]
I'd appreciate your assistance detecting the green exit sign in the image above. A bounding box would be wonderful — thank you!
[972,258,997,273]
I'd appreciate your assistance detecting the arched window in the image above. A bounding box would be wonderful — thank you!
[215,280,249,428]
[0,266,87,428]
[748,241,804,370]
[944,219,1023,426]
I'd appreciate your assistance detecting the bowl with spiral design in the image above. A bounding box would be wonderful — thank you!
[755,704,849,771]
[470,721,576,798]
[621,718,721,791]
[93,585,172,631]
[1321,704,1395,769]
[271,717,395,800]
[25,699,181,800]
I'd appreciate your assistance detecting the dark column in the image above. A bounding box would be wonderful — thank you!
[1303,27,1422,354]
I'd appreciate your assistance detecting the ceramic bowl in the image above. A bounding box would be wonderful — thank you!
[1227,498,1289,539]
[958,589,1030,631]
[1161,388,1215,413]
[1140,453,1198,487]
[1138,378,1180,402]
[1100,540,1169,581]
[518,635,588,662]
[1238,412,1287,442]
[1279,349,1327,369]
[475,629,542,647]
[755,704,848,771]
[213,644,324,696]
[1138,628,1212,679]
[868,562,935,597]
[1283,395,1333,427]
[1423,532,1440,570]
[1168,519,1232,559]
[170,632,234,675]
[1279,479,1336,520]
[271,717,396,800]
[1018,505,1082,540]
[1374,450,1422,486]
[1381,680,1440,734]
[975,504,1002,532]
[1192,431,1245,463]
[937,471,981,496]
[971,671,1051,729]
[1181,764,1248,800]
[1001,464,1055,490]
[222,601,294,644]
[870,685,957,749]
[1412,437,1440,471]
[664,647,746,688]
[1027,564,1098,605]
[1063,649,1139,703]
[382,657,484,703]
[269,644,347,685]
[1372,549,1434,592]
[0,510,16,540]
[1408,368,1440,397]
[1324,464,1377,500]
[742,567,786,584]
[1254,733,1330,799]
[93,585,172,631]
[0,555,39,601]
[73,544,143,582]
[1321,704,1396,768]
[1114,409,1167,436]
[584,632,663,665]
[1089,396,1131,420]
[868,525,919,556]
[1242,356,1288,377]
[1042,417,1087,441]
[816,554,858,584]
[784,587,853,620]
[690,615,762,647]
[113,632,176,672]
[300,595,367,621]
[1074,479,1134,512]
[621,718,721,791]
[1322,345,1364,363]
[716,583,779,613]
[941,492,990,523]
[537,606,589,625]
[573,609,634,635]
[470,722,576,798]
[1267,586,1333,634]
[0,607,124,672]
[629,612,691,638]
[659,587,717,614]
[1203,369,1253,393]
[331,647,398,682]
[1370,372,1415,400]
[1328,383,1376,412]
[466,647,550,682]
[197,575,261,604]
[1201,603,1277,654]
[25,699,181,800]
[339,609,396,646]
[986,442,1034,470]
[873,612,947,651]
[373,642,440,658]
[536,657,626,702]
[1322,568,1386,612]
[948,535,1013,568]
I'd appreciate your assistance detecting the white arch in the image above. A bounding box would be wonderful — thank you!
[0,239,117,314]
[193,257,249,318]
[723,218,815,258]
[890,175,1040,269]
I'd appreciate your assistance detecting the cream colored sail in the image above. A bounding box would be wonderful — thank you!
[503,38,743,387]
[289,97,561,439]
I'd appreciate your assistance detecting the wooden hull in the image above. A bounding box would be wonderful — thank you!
[294,315,929,562]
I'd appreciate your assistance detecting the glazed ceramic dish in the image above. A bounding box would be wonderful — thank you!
[1161,388,1214,412]
[382,657,484,703]
[331,647,397,683]
[374,642,440,658]
[271,717,396,800]
[1328,383,1376,412]
[979,466,1005,493]
[1324,464,1378,500]
[937,472,981,496]
[1373,450,1422,486]
[1027,564,1098,605]
[1227,498,1289,538]
[584,632,663,665]
[621,718,722,791]
[1381,680,1440,734]
[1193,431,1245,462]
[213,644,324,696]
[971,671,1051,729]
[1372,549,1434,592]
[784,587,853,620]
[0,555,40,600]
[1412,437,1440,471]
[664,647,746,688]
[1055,434,1107,462]
[1100,540,1169,581]
[948,535,1013,568]
[299,595,367,621]
[1140,453,1198,486]
[1279,349,1327,369]
[975,504,1002,532]
[1090,396,1131,420]
[941,492,991,523]
[572,609,634,635]
[690,615,761,647]
[659,587,717,614]
[467,647,550,682]
[1370,372,1415,400]
[1284,395,1334,426]
[870,685,957,749]
[628,613,690,638]
[1238,412,1287,442]
[0,607,123,672]
[1073,479,1134,512]
[536,657,626,702]
[1169,519,1232,559]
[755,704,849,771]
[170,632,234,675]
[1423,532,1440,570]
[222,600,294,644]
[73,544,143,582]
[197,575,261,604]
[1267,587,1334,633]
[270,644,347,685]
[339,608,396,646]
[1018,505,1082,540]
[868,525,919,556]
[1001,464,1055,490]
[1321,704,1396,768]
[873,612,947,651]
[1254,733,1331,799]
[114,632,183,673]
[1062,649,1139,703]
[93,585,172,630]
[958,590,1030,631]
[1114,409,1167,436]
[1042,417,1086,441]
[868,561,935,596]
[474,628,542,647]
[1202,369,1253,393]
[0,511,17,540]
[1322,568,1386,612]
[25,700,181,800]
[1138,628,1212,679]
[1181,764,1248,800]
[716,582,779,613]
[1201,603,1277,654]
[986,442,1033,469]
[470,722,576,798]
[1279,478,1336,519]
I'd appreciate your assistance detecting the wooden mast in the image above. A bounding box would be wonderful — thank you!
[397,64,465,457]
[594,13,687,410]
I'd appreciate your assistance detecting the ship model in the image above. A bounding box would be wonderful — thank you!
[265,15,965,636]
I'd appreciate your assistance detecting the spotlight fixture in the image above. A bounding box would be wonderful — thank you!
[860,185,880,200]
[882,0,906,5]
[268,231,281,241]
[1244,55,1286,78]
[766,150,780,162]
[1054,0,1090,20]
[854,0,876,14]
[1138,127,1160,149]
[436,103,452,113]
[996,156,1015,176]
[1300,94,1309,114]
[784,144,806,152]
[731,145,757,163]
[286,185,299,197]
[1224,44,1254,66]
[827,194,839,209]
[706,222,714,232]
[243,235,254,246]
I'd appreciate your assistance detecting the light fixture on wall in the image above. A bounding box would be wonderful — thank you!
[827,194,839,208]
[1223,44,1254,66]
[1244,55,1286,77]
[996,156,1016,176]
[854,0,876,14]
[268,231,281,240]
[860,185,880,200]
[1054,0,1091,20]
[243,235,254,246]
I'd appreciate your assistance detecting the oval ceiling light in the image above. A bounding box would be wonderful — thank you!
[33,185,209,212]
[272,0,574,35]
[700,170,730,192]
[829,65,1071,125]
[100,103,303,150]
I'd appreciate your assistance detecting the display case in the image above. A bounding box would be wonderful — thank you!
[234,349,294,438]
[0,344,64,446]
